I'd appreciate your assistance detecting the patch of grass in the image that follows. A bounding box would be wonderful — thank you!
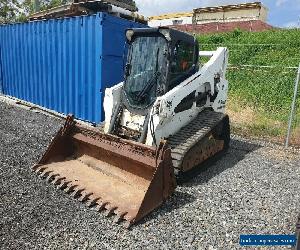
[197,29,300,145]
[198,29,300,71]
[227,99,287,143]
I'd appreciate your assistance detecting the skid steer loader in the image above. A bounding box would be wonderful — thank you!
[32,27,230,227]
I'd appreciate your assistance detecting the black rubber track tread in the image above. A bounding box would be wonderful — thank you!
[167,109,226,174]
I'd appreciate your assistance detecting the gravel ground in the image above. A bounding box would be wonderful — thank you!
[1,99,300,249]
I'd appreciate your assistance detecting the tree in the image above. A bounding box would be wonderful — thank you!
[0,0,23,23]
[0,0,138,24]
[0,0,67,23]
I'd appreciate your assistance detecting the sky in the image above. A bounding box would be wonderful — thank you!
[135,0,300,28]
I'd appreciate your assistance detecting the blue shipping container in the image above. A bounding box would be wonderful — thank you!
[0,13,146,123]
[0,44,3,94]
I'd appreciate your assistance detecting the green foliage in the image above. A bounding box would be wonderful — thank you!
[198,29,300,66]
[39,0,66,12]
[232,28,243,38]
[0,0,70,23]
[0,0,23,23]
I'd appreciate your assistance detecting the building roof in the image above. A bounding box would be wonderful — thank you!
[149,12,193,21]
[194,1,268,13]
[170,20,274,34]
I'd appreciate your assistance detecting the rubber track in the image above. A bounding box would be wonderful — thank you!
[168,109,225,170]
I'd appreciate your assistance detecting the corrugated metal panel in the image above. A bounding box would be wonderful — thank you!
[0,43,3,94]
[0,13,146,123]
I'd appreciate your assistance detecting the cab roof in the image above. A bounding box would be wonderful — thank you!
[125,27,196,46]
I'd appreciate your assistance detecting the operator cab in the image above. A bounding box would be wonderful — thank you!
[123,27,199,113]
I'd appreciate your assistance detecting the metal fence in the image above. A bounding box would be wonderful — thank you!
[201,43,300,147]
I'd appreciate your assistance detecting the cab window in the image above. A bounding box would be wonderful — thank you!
[169,41,195,90]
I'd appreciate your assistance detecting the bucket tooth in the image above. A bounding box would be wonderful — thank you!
[46,173,58,182]
[96,201,109,212]
[64,183,75,193]
[114,212,127,224]
[52,176,64,185]
[86,197,100,208]
[71,187,83,198]
[124,220,133,229]
[105,206,117,217]
[78,192,93,202]
[57,181,71,190]
[35,167,46,175]
[40,170,52,178]
[32,164,43,172]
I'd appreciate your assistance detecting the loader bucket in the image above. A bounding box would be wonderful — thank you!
[32,116,176,227]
